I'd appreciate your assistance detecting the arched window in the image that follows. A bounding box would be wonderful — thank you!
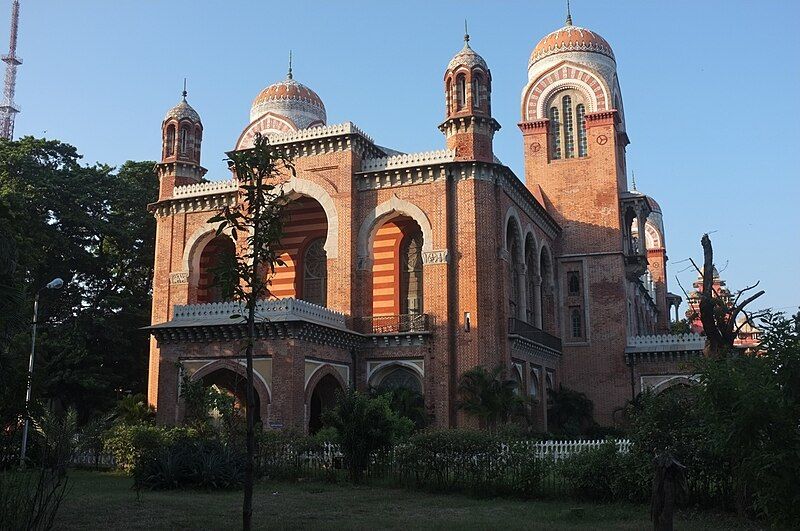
[549,106,561,160]
[376,366,422,394]
[568,271,580,295]
[301,238,327,307]
[197,235,236,304]
[194,126,202,161]
[165,124,175,157]
[400,231,423,315]
[529,371,539,401]
[472,73,482,109]
[562,95,575,158]
[179,127,188,155]
[576,104,587,157]
[571,307,583,338]
[446,78,452,114]
[456,74,466,110]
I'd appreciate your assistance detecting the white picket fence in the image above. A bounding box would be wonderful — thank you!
[70,438,631,469]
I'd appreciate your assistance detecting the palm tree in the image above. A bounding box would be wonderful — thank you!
[457,365,525,432]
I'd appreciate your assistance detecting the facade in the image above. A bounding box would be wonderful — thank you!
[147,16,703,431]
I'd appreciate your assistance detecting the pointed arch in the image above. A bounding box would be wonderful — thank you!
[357,195,433,269]
[282,176,339,259]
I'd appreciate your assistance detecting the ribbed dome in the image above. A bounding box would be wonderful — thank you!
[249,76,327,128]
[529,24,614,67]
[164,97,201,123]
[447,39,487,72]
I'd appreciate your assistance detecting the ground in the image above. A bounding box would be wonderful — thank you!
[55,470,754,530]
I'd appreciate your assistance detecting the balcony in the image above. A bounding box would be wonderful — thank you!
[508,318,562,354]
[352,313,432,335]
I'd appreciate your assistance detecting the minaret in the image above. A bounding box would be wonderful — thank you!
[157,82,206,199]
[439,24,500,162]
[0,0,22,140]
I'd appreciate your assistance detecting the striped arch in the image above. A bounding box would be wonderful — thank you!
[357,195,433,269]
[282,176,339,259]
[522,62,610,121]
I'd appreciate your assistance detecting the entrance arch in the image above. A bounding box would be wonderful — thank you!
[189,360,271,424]
[307,372,344,434]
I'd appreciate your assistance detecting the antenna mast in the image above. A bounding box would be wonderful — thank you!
[0,0,22,140]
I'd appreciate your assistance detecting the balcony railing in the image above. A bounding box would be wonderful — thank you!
[352,314,432,335]
[508,318,562,353]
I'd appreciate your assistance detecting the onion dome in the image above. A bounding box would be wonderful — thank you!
[164,92,201,123]
[249,62,326,128]
[446,30,487,72]
[529,19,614,68]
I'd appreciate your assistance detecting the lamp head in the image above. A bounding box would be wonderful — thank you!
[46,278,64,290]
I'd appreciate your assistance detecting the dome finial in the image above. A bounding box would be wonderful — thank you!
[565,0,573,25]
[182,77,187,101]
[464,19,470,44]
[631,171,637,191]
[287,50,293,80]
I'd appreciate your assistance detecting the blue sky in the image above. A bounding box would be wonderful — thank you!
[8,1,800,315]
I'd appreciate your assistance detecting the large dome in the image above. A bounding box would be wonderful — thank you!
[249,75,326,129]
[529,23,614,68]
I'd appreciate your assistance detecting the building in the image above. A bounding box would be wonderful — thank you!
[146,14,704,431]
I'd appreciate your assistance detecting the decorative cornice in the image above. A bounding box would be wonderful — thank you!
[518,119,549,133]
[438,114,501,135]
[510,336,562,361]
[585,110,619,126]
[422,249,449,265]
[173,179,238,199]
[150,193,235,218]
[361,150,455,172]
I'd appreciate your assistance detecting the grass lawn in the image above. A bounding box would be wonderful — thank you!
[54,470,754,530]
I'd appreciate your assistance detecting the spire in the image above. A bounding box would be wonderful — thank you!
[287,50,293,79]
[182,78,187,101]
[631,171,637,191]
[463,19,471,48]
[565,0,573,25]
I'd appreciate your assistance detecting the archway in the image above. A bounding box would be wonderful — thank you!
[196,234,236,303]
[308,373,343,434]
[190,360,271,425]
[199,368,260,425]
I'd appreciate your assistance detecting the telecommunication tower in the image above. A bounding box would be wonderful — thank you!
[0,0,22,140]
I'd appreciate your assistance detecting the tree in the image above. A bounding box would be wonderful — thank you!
[209,132,292,530]
[547,385,594,437]
[0,137,158,422]
[457,365,525,432]
[694,234,764,357]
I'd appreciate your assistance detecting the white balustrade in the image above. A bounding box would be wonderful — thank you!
[172,298,347,330]
[627,333,704,353]
[173,179,238,198]
[361,149,456,172]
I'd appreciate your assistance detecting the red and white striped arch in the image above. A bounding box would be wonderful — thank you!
[522,61,611,121]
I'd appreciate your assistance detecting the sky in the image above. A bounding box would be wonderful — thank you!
[7,0,800,316]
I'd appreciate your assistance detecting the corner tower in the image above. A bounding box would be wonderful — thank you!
[157,86,206,200]
[439,27,500,162]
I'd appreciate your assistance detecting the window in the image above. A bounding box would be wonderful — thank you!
[549,91,589,160]
[577,104,587,157]
[562,95,574,159]
[472,74,482,109]
[194,126,202,160]
[549,106,561,159]
[165,125,175,157]
[400,232,423,315]
[377,367,422,394]
[301,238,327,307]
[179,127,188,155]
[446,79,451,114]
[568,271,580,295]
[571,307,583,338]
[456,74,466,110]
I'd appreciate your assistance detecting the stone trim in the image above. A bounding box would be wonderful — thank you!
[173,179,238,199]
[361,149,455,172]
[422,249,449,265]
[169,271,189,284]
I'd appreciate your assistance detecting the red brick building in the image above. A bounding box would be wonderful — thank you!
[147,16,702,431]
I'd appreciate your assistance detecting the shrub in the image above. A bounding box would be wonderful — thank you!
[558,441,649,502]
[102,423,196,471]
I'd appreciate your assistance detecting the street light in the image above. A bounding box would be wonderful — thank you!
[19,277,64,466]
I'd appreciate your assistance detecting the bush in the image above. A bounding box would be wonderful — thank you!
[133,437,245,490]
[102,423,196,471]
[396,429,550,498]
[558,441,649,502]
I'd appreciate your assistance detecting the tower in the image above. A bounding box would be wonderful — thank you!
[0,0,22,140]
[157,84,206,199]
[439,25,499,162]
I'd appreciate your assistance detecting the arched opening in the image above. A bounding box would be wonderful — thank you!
[371,215,424,323]
[179,126,189,156]
[547,89,589,160]
[165,124,176,158]
[456,73,466,110]
[197,235,236,304]
[445,78,452,115]
[506,220,523,320]
[270,196,328,304]
[373,365,423,395]
[199,368,261,425]
[194,125,202,162]
[472,73,482,109]
[308,373,343,434]
[529,371,540,402]
[524,234,539,326]
[540,246,556,335]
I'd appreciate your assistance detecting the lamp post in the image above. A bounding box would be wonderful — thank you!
[19,277,64,466]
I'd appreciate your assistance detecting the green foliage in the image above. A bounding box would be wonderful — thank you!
[547,385,594,437]
[322,388,409,482]
[670,319,692,335]
[457,365,526,432]
[102,424,196,472]
[0,137,158,422]
[179,372,237,432]
[111,393,155,426]
[0,468,68,530]
[557,442,649,502]
[396,429,550,498]
[377,387,429,430]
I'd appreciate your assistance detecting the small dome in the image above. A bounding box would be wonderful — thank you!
[447,39,487,72]
[529,23,614,67]
[164,97,201,123]
[249,76,326,128]
[645,195,662,214]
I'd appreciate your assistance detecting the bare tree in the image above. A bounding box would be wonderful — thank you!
[209,133,292,530]
[689,234,765,357]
